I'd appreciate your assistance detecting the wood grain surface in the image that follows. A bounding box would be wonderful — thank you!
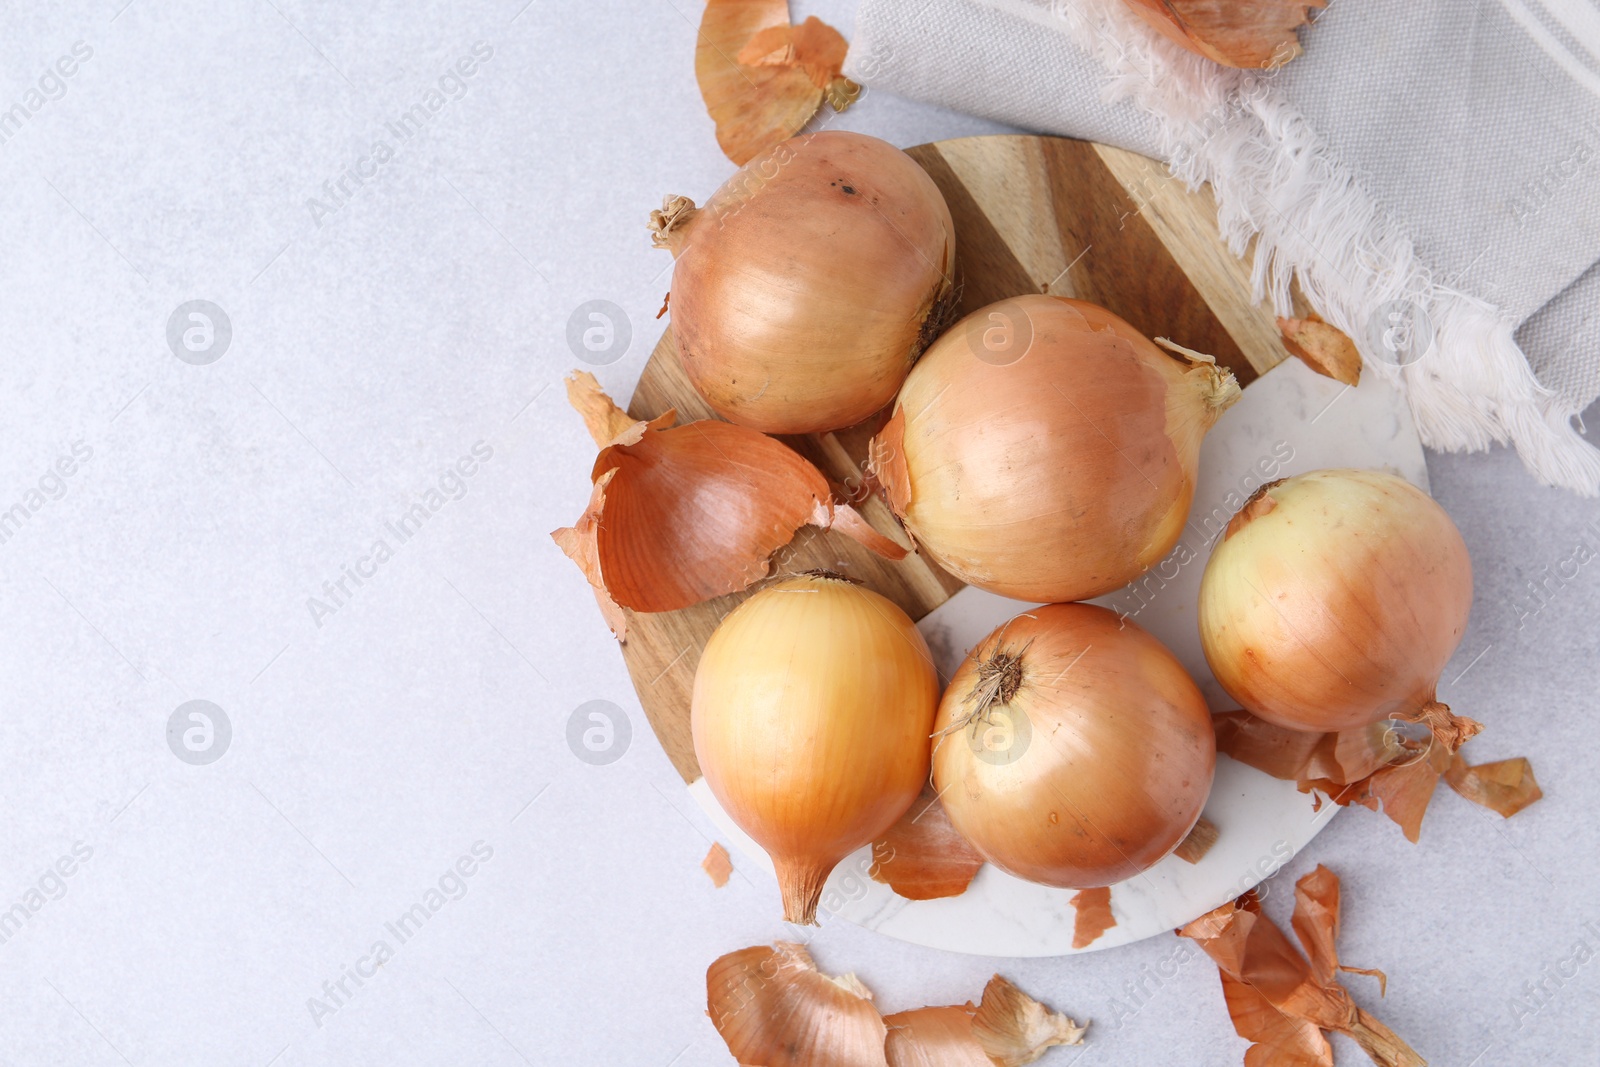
[619,134,1299,782]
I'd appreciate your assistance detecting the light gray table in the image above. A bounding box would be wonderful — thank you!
[1,1,1595,1064]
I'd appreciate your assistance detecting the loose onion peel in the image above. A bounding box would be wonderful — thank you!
[870,785,986,901]
[550,373,904,640]
[702,842,733,888]
[968,976,1087,1065]
[884,1006,992,1067]
[1070,887,1117,950]
[696,0,857,165]
[1215,708,1542,841]
[708,942,886,1067]
[1179,867,1424,1067]
[1278,314,1361,386]
[1174,816,1221,864]
[708,944,1086,1067]
[1442,755,1543,818]
[1122,0,1326,69]
[888,979,1089,1067]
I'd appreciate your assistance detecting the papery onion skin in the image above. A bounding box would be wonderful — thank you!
[883,1006,988,1067]
[692,574,940,923]
[869,785,985,901]
[1122,0,1324,70]
[656,131,955,434]
[931,603,1215,889]
[1198,468,1473,734]
[708,942,888,1067]
[551,372,908,639]
[872,295,1238,603]
[696,0,830,166]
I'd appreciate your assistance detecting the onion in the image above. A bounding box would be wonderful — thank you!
[1198,468,1475,735]
[692,573,939,923]
[931,603,1215,888]
[871,295,1240,603]
[651,130,955,434]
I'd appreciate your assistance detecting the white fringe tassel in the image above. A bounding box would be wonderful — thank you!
[1002,0,1600,493]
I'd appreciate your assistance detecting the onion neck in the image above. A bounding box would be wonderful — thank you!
[1371,700,1483,775]
[648,194,698,255]
[1155,337,1243,421]
[776,856,834,926]
[1192,362,1243,415]
[1404,700,1483,755]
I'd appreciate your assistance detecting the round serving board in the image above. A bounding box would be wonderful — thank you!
[616,134,1429,956]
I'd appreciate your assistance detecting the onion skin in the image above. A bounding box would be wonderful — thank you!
[932,603,1215,889]
[1198,469,1473,734]
[1121,0,1324,70]
[872,295,1238,602]
[707,942,887,1065]
[550,372,908,640]
[656,131,955,434]
[692,574,939,923]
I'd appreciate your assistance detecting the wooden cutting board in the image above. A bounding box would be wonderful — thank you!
[619,133,1303,783]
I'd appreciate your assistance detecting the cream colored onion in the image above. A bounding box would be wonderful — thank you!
[1199,468,1474,734]
[932,603,1215,888]
[652,130,955,434]
[692,573,939,923]
[871,295,1240,602]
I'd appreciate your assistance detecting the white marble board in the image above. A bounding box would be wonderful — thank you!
[692,356,1430,956]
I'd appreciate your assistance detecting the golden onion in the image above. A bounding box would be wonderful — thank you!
[692,573,939,923]
[872,295,1239,602]
[932,603,1215,888]
[651,130,955,434]
[1198,468,1474,734]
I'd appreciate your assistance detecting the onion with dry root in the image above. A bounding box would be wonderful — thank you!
[872,295,1240,603]
[932,603,1216,888]
[1199,468,1504,839]
[1200,469,1476,736]
[692,573,939,924]
[652,130,955,434]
